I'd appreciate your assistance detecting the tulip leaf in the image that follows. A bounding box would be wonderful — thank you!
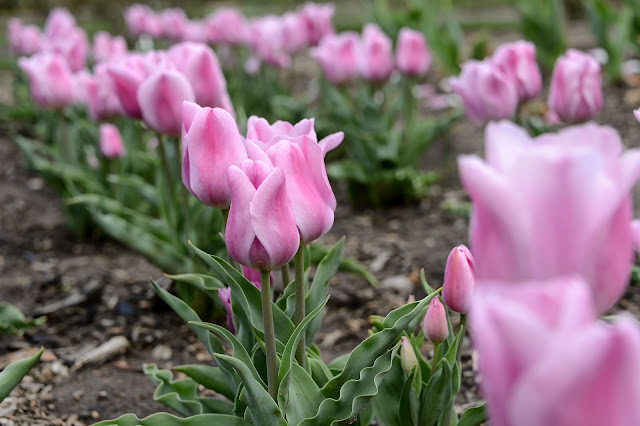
[174,365,235,401]
[144,364,234,416]
[322,290,439,401]
[106,174,160,208]
[0,347,43,402]
[419,359,453,426]
[278,297,329,414]
[399,367,420,426]
[299,346,397,426]
[284,364,325,425]
[189,322,265,389]
[306,348,333,388]
[308,242,378,286]
[213,353,287,426]
[458,402,487,426]
[92,413,251,426]
[188,242,295,343]
[369,356,405,426]
[150,279,222,356]
[305,239,344,345]
[0,302,45,336]
[165,273,225,301]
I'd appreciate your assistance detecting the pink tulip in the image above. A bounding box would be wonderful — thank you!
[449,59,519,125]
[44,27,89,72]
[86,64,123,120]
[299,1,335,46]
[442,245,476,314]
[548,49,602,123]
[181,102,247,208]
[358,24,394,81]
[226,159,300,271]
[310,32,360,85]
[241,266,265,289]
[44,8,76,39]
[159,8,189,41]
[18,52,74,109]
[491,40,541,102]
[205,8,248,45]
[635,108,640,123]
[458,120,640,312]
[137,69,195,135]
[218,287,234,332]
[395,27,431,77]
[106,55,149,119]
[71,68,92,106]
[183,21,207,43]
[99,124,126,158]
[124,4,161,38]
[92,32,127,63]
[167,42,232,114]
[423,297,448,343]
[470,277,640,426]
[248,16,290,68]
[282,12,309,53]
[7,19,43,56]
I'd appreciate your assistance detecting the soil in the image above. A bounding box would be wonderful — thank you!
[4,38,640,426]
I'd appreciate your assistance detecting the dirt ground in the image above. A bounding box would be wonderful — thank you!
[3,52,640,426]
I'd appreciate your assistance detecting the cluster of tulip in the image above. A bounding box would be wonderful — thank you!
[451,41,603,126]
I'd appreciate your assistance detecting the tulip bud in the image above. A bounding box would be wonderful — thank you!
[137,69,195,135]
[491,40,541,102]
[548,49,602,123]
[217,287,234,333]
[358,24,394,81]
[423,297,448,343]
[442,245,476,314]
[400,336,418,375]
[99,124,125,159]
[18,52,74,109]
[299,2,335,46]
[395,27,431,77]
[310,32,360,85]
[226,160,300,271]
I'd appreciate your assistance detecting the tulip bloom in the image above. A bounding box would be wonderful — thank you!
[18,52,74,109]
[449,59,519,125]
[548,49,602,123]
[205,8,248,45]
[181,102,247,208]
[124,4,161,38]
[44,8,76,39]
[442,245,476,313]
[299,1,335,46]
[459,121,640,312]
[159,8,189,41]
[137,69,195,135]
[491,40,541,102]
[310,32,360,85]
[225,159,300,271]
[423,297,448,343]
[395,27,431,77]
[86,64,124,120]
[470,277,640,426]
[7,19,42,56]
[219,266,264,334]
[248,16,290,68]
[106,56,149,119]
[92,31,127,63]
[99,124,126,158]
[358,24,394,81]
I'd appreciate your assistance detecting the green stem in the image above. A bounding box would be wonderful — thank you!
[430,342,441,379]
[260,270,278,400]
[294,245,306,367]
[221,208,240,271]
[174,137,192,242]
[156,133,176,228]
[110,159,120,202]
[456,314,467,363]
[281,263,291,287]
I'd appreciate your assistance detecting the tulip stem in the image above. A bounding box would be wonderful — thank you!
[456,314,467,363]
[430,342,441,379]
[221,208,240,271]
[294,246,306,367]
[260,270,278,401]
[173,137,192,243]
[281,263,291,287]
[157,133,176,227]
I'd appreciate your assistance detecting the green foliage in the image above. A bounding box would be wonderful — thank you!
[0,348,43,402]
[0,302,45,335]
[92,413,251,426]
[515,0,567,70]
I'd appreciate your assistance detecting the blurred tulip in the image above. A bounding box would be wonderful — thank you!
[205,8,248,45]
[7,19,42,56]
[71,68,92,105]
[18,52,74,109]
[491,40,541,102]
[106,56,149,119]
[137,69,195,135]
[470,277,640,426]
[99,124,126,158]
[395,27,431,77]
[92,31,127,63]
[458,121,640,312]
[159,8,189,41]
[44,8,76,39]
[282,12,309,53]
[310,32,360,84]
[248,16,290,68]
[358,24,394,81]
[124,4,161,38]
[400,336,418,375]
[86,64,124,120]
[423,297,448,343]
[226,159,300,271]
[181,102,247,208]
[548,49,602,123]
[299,1,335,45]
[449,59,519,125]
[44,26,89,72]
[442,245,476,314]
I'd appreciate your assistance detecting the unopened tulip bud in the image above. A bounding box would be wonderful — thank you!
[442,245,476,314]
[400,336,418,375]
[395,27,431,77]
[423,297,448,343]
[99,124,125,159]
[218,287,234,333]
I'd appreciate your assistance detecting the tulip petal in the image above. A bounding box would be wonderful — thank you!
[226,165,258,267]
[318,131,344,157]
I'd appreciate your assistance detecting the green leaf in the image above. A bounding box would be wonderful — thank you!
[419,359,453,426]
[458,402,487,426]
[106,174,160,208]
[144,364,233,416]
[92,413,251,426]
[299,346,397,426]
[308,243,378,286]
[306,349,333,388]
[174,365,235,401]
[0,347,43,402]
[323,290,440,400]
[327,353,349,374]
[0,302,45,335]
[277,297,329,414]
[214,354,287,426]
[398,367,419,426]
[369,356,405,426]
[165,273,225,301]
[285,364,325,425]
